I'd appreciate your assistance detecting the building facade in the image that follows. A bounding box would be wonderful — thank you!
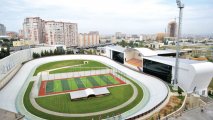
[6,31,18,39]
[0,23,6,36]
[78,31,99,48]
[23,17,78,47]
[23,17,45,45]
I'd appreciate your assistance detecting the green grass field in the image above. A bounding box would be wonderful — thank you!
[49,61,109,74]
[45,74,120,94]
[24,74,143,120]
[37,85,133,113]
[34,60,109,76]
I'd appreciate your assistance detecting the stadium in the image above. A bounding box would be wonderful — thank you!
[0,46,212,120]
[0,47,169,120]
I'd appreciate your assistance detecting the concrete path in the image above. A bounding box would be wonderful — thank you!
[41,64,84,75]
[169,102,213,120]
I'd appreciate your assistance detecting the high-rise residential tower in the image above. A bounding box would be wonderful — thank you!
[23,17,45,44]
[167,20,177,37]
[23,17,78,47]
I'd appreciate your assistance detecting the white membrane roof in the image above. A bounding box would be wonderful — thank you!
[70,87,110,100]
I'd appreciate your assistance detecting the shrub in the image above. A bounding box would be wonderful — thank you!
[32,52,40,59]
[178,86,183,96]
[49,50,53,56]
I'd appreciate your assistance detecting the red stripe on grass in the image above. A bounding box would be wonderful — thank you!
[109,73,126,84]
[39,81,46,96]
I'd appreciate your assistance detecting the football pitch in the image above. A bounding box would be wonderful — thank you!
[42,74,125,95]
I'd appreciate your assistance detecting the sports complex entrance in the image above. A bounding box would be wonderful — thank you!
[112,50,124,64]
[143,59,172,83]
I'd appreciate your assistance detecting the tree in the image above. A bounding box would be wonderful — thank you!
[67,50,74,54]
[0,48,5,59]
[129,41,134,48]
[44,50,49,56]
[93,49,97,55]
[79,49,84,54]
[49,50,53,56]
[134,43,139,47]
[32,52,40,59]
[178,86,183,96]
[138,41,144,47]
[61,49,65,55]
[6,45,10,56]
[120,40,127,47]
[41,51,44,57]
[0,47,10,59]
[54,49,57,55]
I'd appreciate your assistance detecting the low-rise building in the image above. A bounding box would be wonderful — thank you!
[99,45,213,96]
[13,40,33,47]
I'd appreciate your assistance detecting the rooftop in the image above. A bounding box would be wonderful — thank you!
[106,45,126,53]
[134,48,158,57]
[144,56,205,65]
[155,49,186,55]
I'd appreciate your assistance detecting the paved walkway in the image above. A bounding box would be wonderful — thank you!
[0,108,24,120]
[30,80,138,117]
[169,102,213,120]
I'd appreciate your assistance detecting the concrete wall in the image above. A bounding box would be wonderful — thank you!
[189,63,213,96]
[0,47,56,89]
[134,51,141,60]
[124,50,141,62]
[125,51,135,61]
[143,56,213,96]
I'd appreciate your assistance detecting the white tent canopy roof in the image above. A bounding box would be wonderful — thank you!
[70,87,110,100]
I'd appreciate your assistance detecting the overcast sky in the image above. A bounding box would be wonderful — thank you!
[0,0,212,34]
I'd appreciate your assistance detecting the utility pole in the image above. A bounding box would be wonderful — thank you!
[174,0,184,88]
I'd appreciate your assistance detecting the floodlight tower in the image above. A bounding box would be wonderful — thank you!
[174,0,184,87]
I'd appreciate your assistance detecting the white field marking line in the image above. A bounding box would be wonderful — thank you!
[37,64,84,75]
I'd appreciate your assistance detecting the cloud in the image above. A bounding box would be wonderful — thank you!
[0,0,212,34]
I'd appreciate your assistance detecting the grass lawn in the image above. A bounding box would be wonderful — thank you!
[24,75,143,120]
[49,61,109,74]
[45,75,121,94]
[34,60,84,76]
[37,85,133,113]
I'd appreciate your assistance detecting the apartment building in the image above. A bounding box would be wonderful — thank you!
[23,17,78,47]
[23,17,45,44]
[18,29,24,39]
[78,31,100,48]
